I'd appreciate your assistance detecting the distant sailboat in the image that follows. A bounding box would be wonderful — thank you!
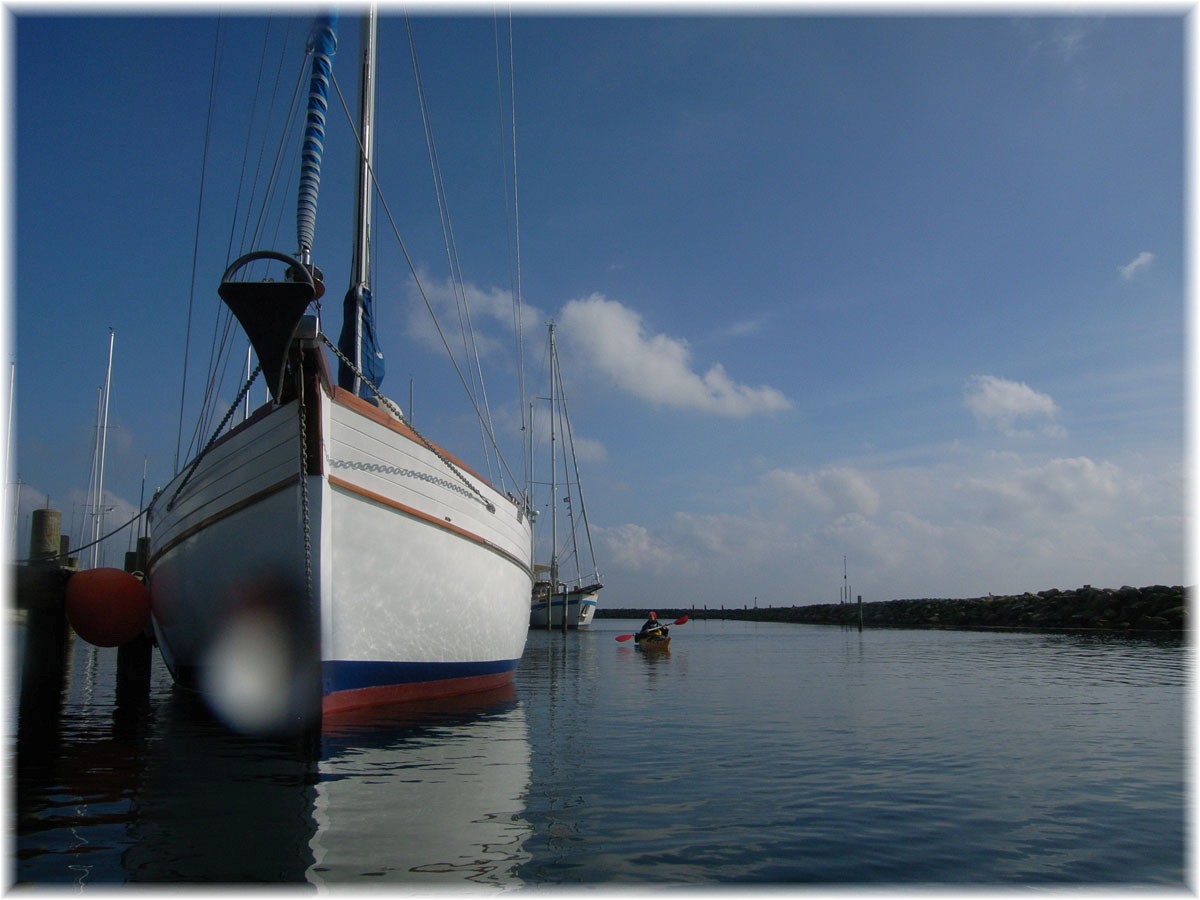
[146,10,533,728]
[529,323,602,630]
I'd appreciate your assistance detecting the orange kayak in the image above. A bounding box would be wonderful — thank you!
[634,633,671,651]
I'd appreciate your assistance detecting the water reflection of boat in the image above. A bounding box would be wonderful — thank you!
[308,686,532,887]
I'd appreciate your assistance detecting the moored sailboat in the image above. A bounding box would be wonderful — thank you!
[528,323,602,630]
[146,11,533,730]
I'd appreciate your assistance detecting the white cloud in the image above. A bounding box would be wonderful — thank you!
[1050,21,1089,63]
[401,271,518,359]
[1119,251,1156,281]
[960,455,1121,521]
[595,449,1182,608]
[570,435,608,465]
[595,522,677,575]
[722,317,765,338]
[964,375,1064,438]
[558,294,791,417]
[763,466,880,517]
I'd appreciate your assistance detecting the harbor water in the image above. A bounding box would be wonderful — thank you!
[12,618,1187,887]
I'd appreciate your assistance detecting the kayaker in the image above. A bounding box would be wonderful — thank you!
[639,611,664,637]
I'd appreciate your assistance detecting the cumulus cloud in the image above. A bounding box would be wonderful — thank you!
[961,455,1121,520]
[570,435,608,464]
[598,449,1181,609]
[558,294,791,417]
[964,375,1064,438]
[764,466,880,517]
[1119,251,1156,281]
[595,523,677,575]
[401,271,517,359]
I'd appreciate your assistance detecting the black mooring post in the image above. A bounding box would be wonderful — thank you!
[116,537,152,705]
[17,509,70,744]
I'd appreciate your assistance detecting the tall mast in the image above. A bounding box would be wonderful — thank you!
[88,387,102,564]
[93,329,114,568]
[548,323,558,601]
[350,8,377,396]
[337,7,383,401]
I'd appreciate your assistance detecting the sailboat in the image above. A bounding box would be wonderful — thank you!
[528,324,602,630]
[145,11,533,728]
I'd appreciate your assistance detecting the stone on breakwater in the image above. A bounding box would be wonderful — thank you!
[597,585,1187,631]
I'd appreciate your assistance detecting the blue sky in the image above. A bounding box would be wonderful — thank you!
[8,7,1186,608]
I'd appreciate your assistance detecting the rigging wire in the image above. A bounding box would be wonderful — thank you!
[327,67,526,498]
[227,15,277,269]
[405,14,500,487]
[176,16,531,506]
[176,16,226,475]
[183,20,311,465]
[249,46,310,261]
[554,338,601,584]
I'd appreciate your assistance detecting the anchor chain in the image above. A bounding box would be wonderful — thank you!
[297,368,314,610]
[320,334,495,513]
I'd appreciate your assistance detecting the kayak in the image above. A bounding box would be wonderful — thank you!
[634,633,671,652]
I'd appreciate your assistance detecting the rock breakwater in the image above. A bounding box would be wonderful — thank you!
[598,584,1186,631]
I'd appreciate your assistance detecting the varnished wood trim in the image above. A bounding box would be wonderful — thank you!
[328,474,530,575]
[147,474,300,571]
[328,387,498,494]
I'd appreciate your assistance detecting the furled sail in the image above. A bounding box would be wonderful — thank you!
[339,283,386,397]
[297,14,338,266]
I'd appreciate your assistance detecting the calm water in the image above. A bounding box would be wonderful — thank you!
[12,618,1187,887]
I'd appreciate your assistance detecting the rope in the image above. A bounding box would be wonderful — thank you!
[167,365,263,512]
[16,506,148,567]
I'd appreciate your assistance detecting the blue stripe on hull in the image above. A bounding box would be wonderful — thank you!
[323,658,517,695]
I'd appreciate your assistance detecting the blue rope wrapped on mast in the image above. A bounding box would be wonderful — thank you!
[296,14,338,266]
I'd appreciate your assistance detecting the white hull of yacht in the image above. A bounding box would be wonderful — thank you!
[147,373,533,718]
[528,590,598,629]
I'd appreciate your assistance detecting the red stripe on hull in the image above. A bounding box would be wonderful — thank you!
[322,669,515,715]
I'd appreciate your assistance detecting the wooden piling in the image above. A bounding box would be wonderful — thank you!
[116,536,152,703]
[29,508,62,564]
[17,510,70,732]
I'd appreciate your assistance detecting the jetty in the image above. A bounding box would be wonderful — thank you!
[599,584,1187,632]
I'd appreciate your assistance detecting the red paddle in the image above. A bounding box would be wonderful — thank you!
[615,615,689,642]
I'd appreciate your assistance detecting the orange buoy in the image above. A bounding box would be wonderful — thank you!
[65,568,151,648]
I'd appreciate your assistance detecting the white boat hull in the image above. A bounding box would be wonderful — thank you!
[529,590,598,629]
[148,377,533,719]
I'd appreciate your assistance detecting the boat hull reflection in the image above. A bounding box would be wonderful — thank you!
[308,686,532,886]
